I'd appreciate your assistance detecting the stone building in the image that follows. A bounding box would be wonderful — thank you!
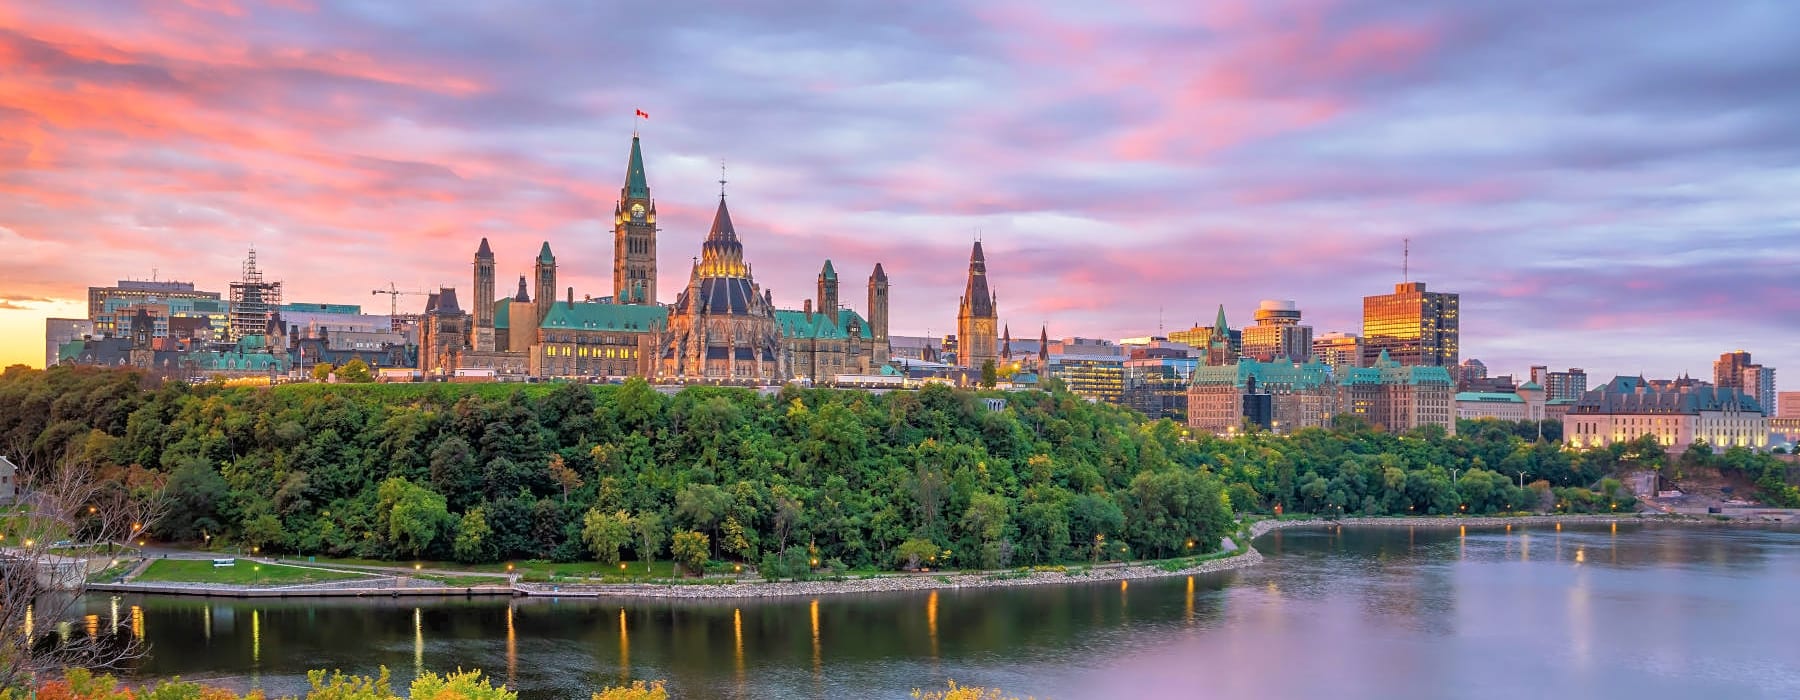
[1340,350,1457,435]
[660,196,785,382]
[1187,359,1337,435]
[418,288,469,376]
[956,242,999,369]
[1566,376,1767,453]
[774,260,890,384]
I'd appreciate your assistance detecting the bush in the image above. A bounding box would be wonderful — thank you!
[894,538,938,571]
[593,681,668,700]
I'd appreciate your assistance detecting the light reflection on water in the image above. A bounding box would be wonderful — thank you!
[93,523,1800,700]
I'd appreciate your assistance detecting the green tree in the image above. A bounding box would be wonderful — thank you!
[893,537,939,570]
[980,360,998,389]
[339,358,374,383]
[311,363,335,381]
[581,509,634,566]
[378,478,454,558]
[453,507,497,564]
[671,530,710,576]
[633,511,666,564]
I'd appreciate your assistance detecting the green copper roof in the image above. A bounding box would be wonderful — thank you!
[493,298,512,330]
[1518,380,1543,391]
[774,308,868,340]
[1212,304,1229,336]
[1456,391,1524,403]
[539,301,666,331]
[820,259,837,280]
[1190,359,1333,390]
[1341,361,1454,386]
[625,136,649,199]
[537,242,555,264]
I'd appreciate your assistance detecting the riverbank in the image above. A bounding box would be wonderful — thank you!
[90,512,1744,600]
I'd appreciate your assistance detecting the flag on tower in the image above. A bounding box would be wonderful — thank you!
[636,109,649,119]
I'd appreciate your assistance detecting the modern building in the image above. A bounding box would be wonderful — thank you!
[1777,391,1800,419]
[1311,332,1362,372]
[45,318,95,367]
[1241,299,1313,363]
[86,280,222,334]
[1713,351,1753,390]
[1170,321,1241,357]
[956,242,1000,370]
[1362,282,1458,367]
[1544,368,1588,402]
[1340,351,1457,435]
[227,249,282,342]
[1565,376,1767,453]
[1123,350,1197,421]
[1741,364,1776,418]
[1045,337,1125,403]
[1456,358,1488,390]
[1187,359,1337,435]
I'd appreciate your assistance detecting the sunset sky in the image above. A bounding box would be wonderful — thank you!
[2,0,1796,378]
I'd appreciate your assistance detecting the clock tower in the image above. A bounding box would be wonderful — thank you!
[613,136,658,305]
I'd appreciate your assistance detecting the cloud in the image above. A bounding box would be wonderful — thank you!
[0,0,1795,379]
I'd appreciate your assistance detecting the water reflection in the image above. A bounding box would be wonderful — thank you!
[99,524,1800,700]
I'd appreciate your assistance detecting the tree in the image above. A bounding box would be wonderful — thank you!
[633,511,666,565]
[453,507,497,564]
[546,454,582,504]
[981,360,998,389]
[581,509,633,566]
[671,530,710,576]
[894,538,939,570]
[377,478,452,558]
[311,363,335,382]
[0,451,169,689]
[338,358,374,383]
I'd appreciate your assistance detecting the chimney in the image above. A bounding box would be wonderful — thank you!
[567,286,574,309]
[804,298,813,321]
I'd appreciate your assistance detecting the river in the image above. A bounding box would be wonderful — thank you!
[91,523,1800,699]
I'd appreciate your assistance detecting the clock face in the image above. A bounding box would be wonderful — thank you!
[631,203,646,220]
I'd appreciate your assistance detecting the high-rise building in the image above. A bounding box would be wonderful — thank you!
[1241,299,1313,363]
[228,248,282,342]
[1545,368,1588,402]
[86,280,222,332]
[1713,351,1753,390]
[1776,391,1800,418]
[1123,349,1197,421]
[1362,282,1458,367]
[613,136,658,304]
[1741,364,1776,416]
[1311,332,1362,372]
[956,242,999,369]
[472,238,496,352]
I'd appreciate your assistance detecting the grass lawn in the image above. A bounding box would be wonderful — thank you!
[255,554,681,582]
[414,574,511,587]
[134,559,375,586]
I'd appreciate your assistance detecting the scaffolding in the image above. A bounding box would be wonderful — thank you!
[228,248,283,341]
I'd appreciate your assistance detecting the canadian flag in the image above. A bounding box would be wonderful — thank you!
[636,109,649,119]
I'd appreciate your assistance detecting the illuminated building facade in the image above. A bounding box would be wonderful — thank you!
[1187,359,1337,436]
[1241,299,1312,362]
[1362,282,1458,367]
[956,242,999,369]
[1565,376,1767,453]
[1311,332,1362,372]
[1340,351,1457,435]
[1046,338,1124,403]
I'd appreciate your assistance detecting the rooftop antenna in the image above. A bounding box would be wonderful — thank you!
[719,161,728,198]
[1403,237,1410,283]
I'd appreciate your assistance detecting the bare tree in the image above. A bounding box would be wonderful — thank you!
[0,450,168,691]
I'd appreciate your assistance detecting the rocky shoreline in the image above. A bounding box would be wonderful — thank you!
[100,513,1742,600]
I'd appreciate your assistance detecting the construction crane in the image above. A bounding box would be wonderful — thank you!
[371,283,430,317]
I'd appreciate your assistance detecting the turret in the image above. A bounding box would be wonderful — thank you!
[817,259,839,315]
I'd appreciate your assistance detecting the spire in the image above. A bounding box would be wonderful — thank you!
[1002,325,1012,359]
[624,136,650,199]
[476,237,493,259]
[1038,325,1049,363]
[707,197,737,241]
[872,262,887,280]
[820,259,837,280]
[537,242,555,264]
[699,197,747,278]
[960,241,995,318]
[514,275,529,302]
[1211,304,1229,338]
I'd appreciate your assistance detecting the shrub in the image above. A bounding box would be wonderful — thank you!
[593,681,668,700]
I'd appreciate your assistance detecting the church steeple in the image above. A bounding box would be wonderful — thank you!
[614,135,657,304]
[699,196,747,278]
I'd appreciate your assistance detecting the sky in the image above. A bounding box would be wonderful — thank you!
[1,0,1796,380]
